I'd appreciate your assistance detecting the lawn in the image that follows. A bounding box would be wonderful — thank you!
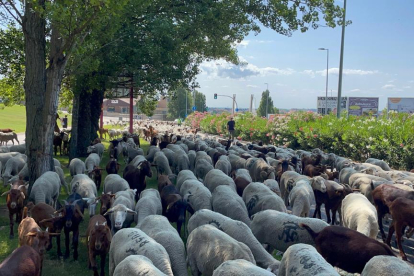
[0,105,26,133]
[0,105,72,133]
[0,138,158,275]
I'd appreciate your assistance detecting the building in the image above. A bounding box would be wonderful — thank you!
[102,97,169,120]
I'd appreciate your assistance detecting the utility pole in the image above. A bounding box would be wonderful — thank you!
[264,83,269,118]
[232,94,236,115]
[249,94,254,113]
[337,0,347,118]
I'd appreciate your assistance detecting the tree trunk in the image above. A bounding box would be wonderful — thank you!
[24,2,68,194]
[76,87,92,157]
[69,92,80,161]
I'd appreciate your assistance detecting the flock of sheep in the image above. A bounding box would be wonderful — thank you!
[0,120,414,276]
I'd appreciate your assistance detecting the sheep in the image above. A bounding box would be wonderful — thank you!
[187,209,280,274]
[69,158,86,177]
[85,153,101,174]
[2,153,26,185]
[288,177,327,217]
[153,151,173,176]
[175,170,197,191]
[113,255,167,276]
[365,158,391,171]
[188,150,196,171]
[129,154,147,167]
[233,168,252,196]
[29,171,60,208]
[54,166,69,194]
[245,157,275,182]
[127,147,144,163]
[161,148,175,167]
[212,185,251,227]
[179,179,212,212]
[134,189,162,225]
[242,182,287,218]
[213,259,275,276]
[9,143,26,154]
[109,228,173,276]
[360,255,414,276]
[263,179,281,197]
[0,245,41,276]
[194,158,213,181]
[87,143,105,159]
[204,169,237,193]
[279,171,310,206]
[228,154,247,171]
[139,215,187,276]
[103,174,129,194]
[104,191,136,234]
[250,210,329,252]
[146,145,160,162]
[300,224,395,273]
[187,224,255,276]
[70,174,98,216]
[0,132,19,145]
[341,193,378,238]
[215,155,231,176]
[278,243,339,276]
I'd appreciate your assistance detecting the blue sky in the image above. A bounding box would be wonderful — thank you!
[196,0,414,110]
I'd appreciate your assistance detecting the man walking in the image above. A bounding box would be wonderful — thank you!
[227,117,235,140]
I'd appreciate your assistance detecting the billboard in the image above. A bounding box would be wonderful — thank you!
[388,98,414,114]
[317,97,348,115]
[348,97,379,116]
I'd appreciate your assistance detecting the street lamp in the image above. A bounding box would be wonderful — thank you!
[337,0,347,118]
[264,83,269,118]
[318,48,329,115]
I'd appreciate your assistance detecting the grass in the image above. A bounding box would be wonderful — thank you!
[0,105,71,134]
[0,105,26,133]
[0,138,158,275]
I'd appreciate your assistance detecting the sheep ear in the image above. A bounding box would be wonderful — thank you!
[126,208,137,214]
[103,208,113,216]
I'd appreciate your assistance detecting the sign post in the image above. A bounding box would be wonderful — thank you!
[388,98,414,114]
[317,97,348,115]
[348,97,379,117]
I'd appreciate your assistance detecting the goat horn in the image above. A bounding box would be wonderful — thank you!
[352,189,360,191]
[1,191,10,196]
[46,227,49,232]
[75,208,84,218]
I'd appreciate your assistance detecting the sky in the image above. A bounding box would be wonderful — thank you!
[196,0,414,110]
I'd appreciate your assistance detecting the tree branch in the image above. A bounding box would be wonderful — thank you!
[0,0,23,26]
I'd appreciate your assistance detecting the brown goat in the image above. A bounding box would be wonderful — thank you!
[371,183,414,241]
[303,164,327,177]
[386,197,414,260]
[89,166,103,190]
[96,192,115,229]
[2,179,27,239]
[234,176,251,197]
[0,128,15,133]
[0,245,41,276]
[300,224,395,273]
[301,154,322,174]
[105,159,120,175]
[86,215,112,276]
[158,174,173,193]
[313,181,353,224]
[325,170,339,180]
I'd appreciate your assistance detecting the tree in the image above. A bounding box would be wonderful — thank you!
[257,90,276,117]
[168,87,193,119]
[137,95,158,117]
[194,91,207,113]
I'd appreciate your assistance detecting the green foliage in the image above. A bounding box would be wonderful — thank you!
[137,95,158,117]
[168,87,193,119]
[257,90,276,117]
[194,90,207,113]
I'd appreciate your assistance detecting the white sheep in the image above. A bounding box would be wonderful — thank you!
[109,228,173,276]
[134,189,162,225]
[212,185,251,227]
[187,224,256,276]
[153,151,172,176]
[87,143,105,159]
[279,171,311,206]
[139,215,187,276]
[85,153,101,174]
[176,170,197,191]
[180,179,212,212]
[69,158,86,177]
[113,255,166,276]
[204,169,237,193]
[341,193,379,238]
[233,168,252,182]
[251,210,329,252]
[242,182,287,218]
[187,150,196,171]
[263,179,281,197]
[289,177,326,217]
[161,148,175,167]
[194,158,214,181]
[278,244,339,276]
[188,209,280,274]
[105,191,136,234]
[174,151,190,175]
[365,158,391,171]
[29,171,60,208]
[127,147,144,163]
[145,146,160,163]
[130,155,147,167]
[8,163,28,183]
[228,154,247,171]
[70,174,98,215]
[215,155,231,176]
[54,166,69,194]
[213,259,275,276]
[9,144,25,154]
[2,154,26,185]
[103,174,129,194]
[361,255,414,276]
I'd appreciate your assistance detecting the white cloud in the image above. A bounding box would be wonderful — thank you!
[236,40,250,48]
[304,68,379,77]
[303,70,316,78]
[402,86,411,89]
[388,80,395,83]
[382,84,395,89]
[247,84,258,88]
[199,60,295,80]
[350,89,361,92]
[409,80,414,83]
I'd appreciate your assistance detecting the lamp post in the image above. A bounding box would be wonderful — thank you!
[318,48,329,115]
[337,0,347,118]
[264,83,269,118]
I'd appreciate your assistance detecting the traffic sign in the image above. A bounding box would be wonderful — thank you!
[235,108,239,112]
[192,106,196,111]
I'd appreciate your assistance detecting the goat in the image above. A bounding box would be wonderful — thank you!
[0,245,41,276]
[2,181,26,238]
[303,164,327,177]
[96,192,115,229]
[105,158,120,175]
[123,161,152,201]
[301,154,322,174]
[88,165,103,190]
[53,132,64,156]
[86,215,112,276]
[386,197,414,260]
